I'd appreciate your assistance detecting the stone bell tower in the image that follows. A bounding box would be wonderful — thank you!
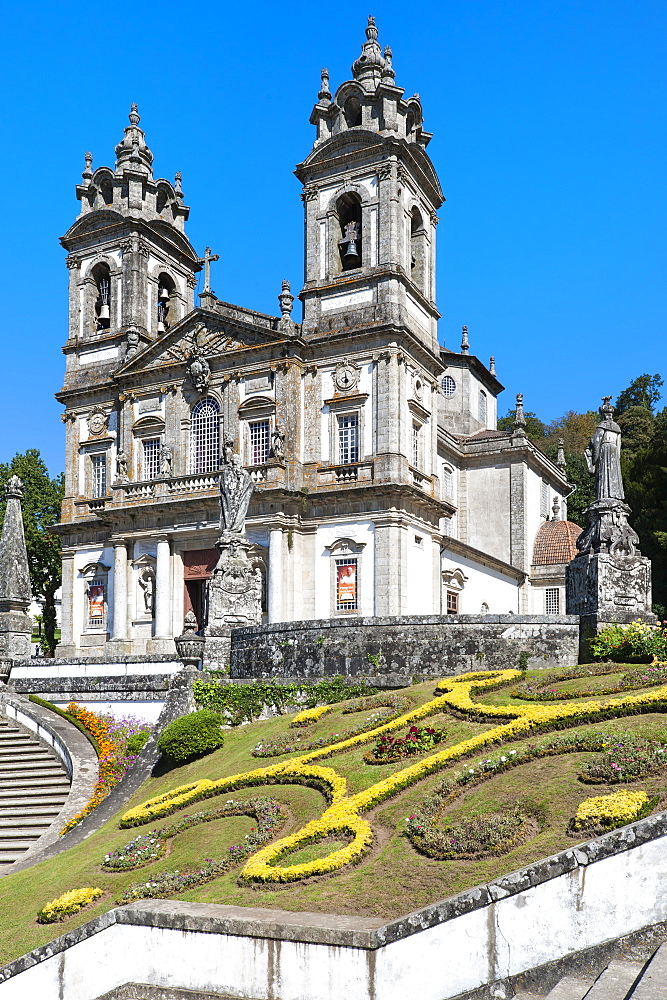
[296,17,444,352]
[60,105,200,360]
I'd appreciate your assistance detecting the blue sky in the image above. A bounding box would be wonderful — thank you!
[0,0,664,474]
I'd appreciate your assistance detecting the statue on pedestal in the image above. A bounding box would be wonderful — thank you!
[566,398,653,624]
[204,439,262,661]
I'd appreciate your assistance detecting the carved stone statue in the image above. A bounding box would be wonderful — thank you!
[116,451,129,481]
[584,397,624,501]
[160,445,172,477]
[138,567,155,615]
[270,428,285,461]
[219,439,254,535]
[187,347,211,395]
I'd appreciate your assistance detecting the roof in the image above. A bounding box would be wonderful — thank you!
[464,429,508,441]
[532,519,583,566]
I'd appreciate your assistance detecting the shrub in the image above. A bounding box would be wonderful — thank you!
[157,710,224,762]
[409,806,529,859]
[571,790,653,833]
[125,732,150,754]
[589,620,667,663]
[364,725,447,763]
[37,887,103,923]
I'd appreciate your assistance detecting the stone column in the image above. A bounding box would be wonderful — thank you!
[154,534,172,638]
[58,551,76,651]
[111,541,128,640]
[268,527,283,623]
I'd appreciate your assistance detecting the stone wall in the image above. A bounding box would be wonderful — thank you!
[2,810,667,1000]
[229,614,580,681]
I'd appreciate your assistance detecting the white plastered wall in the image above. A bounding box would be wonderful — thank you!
[315,521,375,619]
[441,548,520,615]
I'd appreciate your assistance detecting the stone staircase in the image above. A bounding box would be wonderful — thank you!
[514,942,667,999]
[0,716,70,867]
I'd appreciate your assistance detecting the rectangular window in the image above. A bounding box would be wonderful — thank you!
[541,481,549,518]
[88,578,105,627]
[91,454,107,498]
[336,558,358,612]
[249,420,270,466]
[143,438,161,480]
[412,423,420,468]
[545,588,560,615]
[442,466,453,498]
[446,590,459,615]
[338,413,359,465]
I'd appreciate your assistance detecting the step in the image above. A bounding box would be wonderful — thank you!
[0,774,70,787]
[0,769,68,783]
[629,943,667,999]
[544,978,595,1000]
[0,802,66,814]
[0,838,41,852]
[0,760,65,773]
[0,816,60,829]
[0,750,56,762]
[583,959,643,999]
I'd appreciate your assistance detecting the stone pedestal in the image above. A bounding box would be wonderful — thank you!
[566,498,655,660]
[204,533,262,669]
[0,612,32,662]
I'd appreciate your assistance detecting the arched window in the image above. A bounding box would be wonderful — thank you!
[441,375,456,397]
[91,262,111,331]
[156,272,177,335]
[337,193,362,271]
[156,185,170,215]
[344,96,362,128]
[479,390,487,425]
[190,398,220,474]
[442,465,454,499]
[99,177,113,207]
[410,206,427,291]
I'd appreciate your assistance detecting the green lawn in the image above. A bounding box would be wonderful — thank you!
[1,666,667,967]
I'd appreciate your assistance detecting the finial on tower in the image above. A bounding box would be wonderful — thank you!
[278,279,294,319]
[460,325,469,355]
[352,15,387,89]
[382,45,395,81]
[174,171,183,197]
[129,103,141,126]
[318,67,331,104]
[556,437,567,471]
[552,497,561,521]
[489,356,496,376]
[82,151,93,186]
[512,393,527,439]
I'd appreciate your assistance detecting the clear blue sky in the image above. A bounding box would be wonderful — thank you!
[0,0,664,475]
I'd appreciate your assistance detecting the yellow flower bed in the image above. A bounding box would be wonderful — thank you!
[573,790,649,831]
[121,669,667,882]
[37,887,103,924]
[290,705,333,727]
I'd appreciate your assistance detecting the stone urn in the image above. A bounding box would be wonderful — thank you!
[174,612,205,670]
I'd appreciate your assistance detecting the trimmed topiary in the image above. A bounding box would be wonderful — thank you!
[157,710,224,763]
[125,731,150,755]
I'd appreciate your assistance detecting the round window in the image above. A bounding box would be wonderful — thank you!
[441,375,456,397]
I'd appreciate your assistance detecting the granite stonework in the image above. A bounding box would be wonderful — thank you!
[3,809,667,999]
[228,614,580,679]
[0,477,32,664]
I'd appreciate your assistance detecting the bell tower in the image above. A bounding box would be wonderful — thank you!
[296,18,443,353]
[61,105,200,360]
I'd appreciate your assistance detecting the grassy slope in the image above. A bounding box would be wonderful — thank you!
[1,668,667,966]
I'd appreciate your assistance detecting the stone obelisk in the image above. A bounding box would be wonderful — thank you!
[203,439,262,667]
[0,476,33,676]
[566,398,654,655]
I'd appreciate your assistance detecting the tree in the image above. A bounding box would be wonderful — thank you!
[614,374,663,417]
[617,405,656,455]
[544,410,599,456]
[0,451,64,656]
[624,407,667,612]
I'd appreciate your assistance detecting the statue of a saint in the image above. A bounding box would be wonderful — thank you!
[138,567,155,615]
[116,451,129,481]
[219,438,254,534]
[160,445,172,476]
[270,428,285,461]
[585,397,625,501]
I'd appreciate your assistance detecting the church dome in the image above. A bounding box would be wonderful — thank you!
[532,519,583,565]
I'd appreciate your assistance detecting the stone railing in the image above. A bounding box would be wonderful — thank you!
[165,473,220,495]
[317,462,374,486]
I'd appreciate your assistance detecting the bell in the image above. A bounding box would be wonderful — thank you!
[99,303,110,320]
[157,302,166,334]
[344,238,360,262]
[158,286,170,301]
[157,319,165,334]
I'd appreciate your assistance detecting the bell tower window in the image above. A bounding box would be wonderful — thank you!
[92,262,111,330]
[337,193,362,271]
[156,272,176,335]
[344,96,362,128]
[410,207,427,292]
[100,177,113,206]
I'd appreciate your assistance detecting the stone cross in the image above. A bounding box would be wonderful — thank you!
[197,247,220,293]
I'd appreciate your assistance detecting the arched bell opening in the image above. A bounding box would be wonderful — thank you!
[337,193,362,271]
[410,206,427,292]
[156,272,177,335]
[91,262,112,331]
[344,96,362,128]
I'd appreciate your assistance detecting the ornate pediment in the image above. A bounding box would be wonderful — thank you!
[114,310,283,379]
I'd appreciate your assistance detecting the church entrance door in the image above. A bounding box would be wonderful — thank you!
[183,549,218,629]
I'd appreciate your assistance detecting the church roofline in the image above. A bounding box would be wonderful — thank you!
[440,351,505,395]
[441,536,527,582]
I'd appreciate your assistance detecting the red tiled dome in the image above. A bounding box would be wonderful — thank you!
[532,519,583,565]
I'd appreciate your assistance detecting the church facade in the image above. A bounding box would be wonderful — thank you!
[54,19,576,657]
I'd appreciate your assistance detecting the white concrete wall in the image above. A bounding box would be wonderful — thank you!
[406,527,433,614]
[3,830,667,1000]
[441,549,519,614]
[465,464,511,563]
